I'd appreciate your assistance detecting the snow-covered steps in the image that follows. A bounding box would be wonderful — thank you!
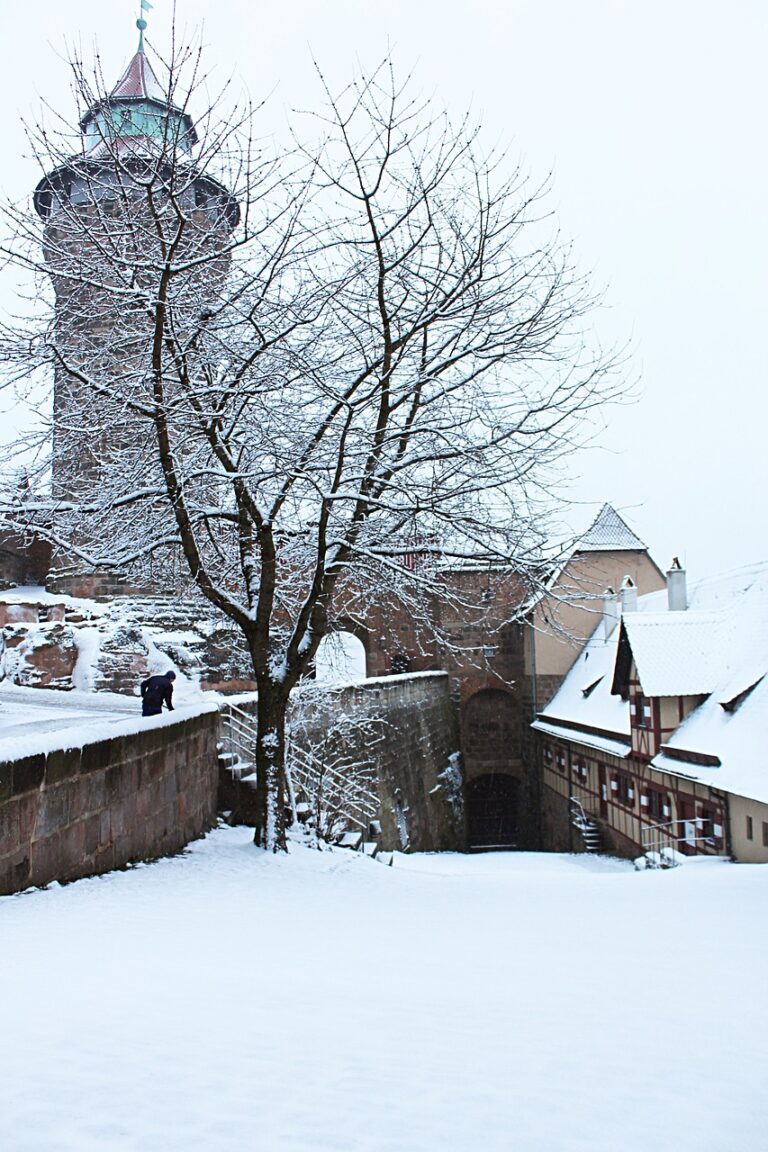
[336,831,392,864]
[569,796,602,854]
[337,830,363,851]
[635,847,686,871]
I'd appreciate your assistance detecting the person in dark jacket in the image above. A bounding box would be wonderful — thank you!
[140,670,176,717]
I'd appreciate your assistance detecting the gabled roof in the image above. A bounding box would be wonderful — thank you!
[536,558,768,805]
[613,560,768,699]
[614,611,724,697]
[652,670,768,805]
[576,504,647,553]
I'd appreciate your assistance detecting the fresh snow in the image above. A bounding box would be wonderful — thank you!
[0,682,217,760]
[1,827,766,1152]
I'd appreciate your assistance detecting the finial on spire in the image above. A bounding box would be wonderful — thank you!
[137,0,153,51]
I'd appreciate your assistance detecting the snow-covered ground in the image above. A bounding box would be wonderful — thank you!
[0,682,217,760]
[0,683,137,738]
[1,830,766,1152]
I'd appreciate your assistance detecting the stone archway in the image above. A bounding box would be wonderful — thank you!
[462,688,522,776]
[466,774,519,848]
[314,630,367,683]
[462,688,522,849]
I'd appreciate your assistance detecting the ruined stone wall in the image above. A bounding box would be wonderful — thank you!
[0,710,219,896]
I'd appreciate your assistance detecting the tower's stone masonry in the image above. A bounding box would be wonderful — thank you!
[34,47,239,598]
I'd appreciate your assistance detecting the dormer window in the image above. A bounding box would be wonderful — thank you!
[634,692,651,729]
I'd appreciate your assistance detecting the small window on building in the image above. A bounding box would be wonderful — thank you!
[700,808,719,845]
[612,773,635,807]
[647,789,667,822]
[747,816,754,840]
[543,746,553,766]
[556,751,566,774]
[635,693,651,729]
[762,822,768,848]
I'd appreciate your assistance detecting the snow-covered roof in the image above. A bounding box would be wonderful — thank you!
[531,718,631,760]
[619,611,724,696]
[576,504,647,553]
[621,560,768,698]
[652,670,768,805]
[536,558,768,805]
[537,622,629,740]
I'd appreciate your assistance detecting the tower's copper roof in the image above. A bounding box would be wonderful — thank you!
[109,49,167,103]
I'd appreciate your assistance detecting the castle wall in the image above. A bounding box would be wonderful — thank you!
[0,709,219,896]
[222,673,465,853]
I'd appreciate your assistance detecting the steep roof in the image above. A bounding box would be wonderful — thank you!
[109,49,167,103]
[79,47,198,151]
[536,559,768,805]
[615,561,768,698]
[617,611,724,696]
[532,622,630,743]
[576,504,647,553]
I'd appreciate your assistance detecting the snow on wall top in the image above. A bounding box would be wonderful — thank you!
[0,699,219,764]
[576,504,647,553]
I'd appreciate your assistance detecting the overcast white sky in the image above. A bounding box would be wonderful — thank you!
[1,0,765,579]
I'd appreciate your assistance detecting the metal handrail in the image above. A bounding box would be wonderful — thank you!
[569,795,597,827]
[219,700,380,834]
[641,817,722,857]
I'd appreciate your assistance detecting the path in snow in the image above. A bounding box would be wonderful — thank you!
[1,828,766,1152]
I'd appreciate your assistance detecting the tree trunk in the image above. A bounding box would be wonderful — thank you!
[253,679,289,851]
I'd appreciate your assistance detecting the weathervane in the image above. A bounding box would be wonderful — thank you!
[137,0,153,51]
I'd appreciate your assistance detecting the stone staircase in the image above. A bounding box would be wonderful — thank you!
[569,796,602,854]
[218,703,392,864]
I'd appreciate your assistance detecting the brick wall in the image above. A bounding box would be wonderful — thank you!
[0,710,219,896]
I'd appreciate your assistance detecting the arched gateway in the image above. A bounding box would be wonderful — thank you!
[462,688,522,849]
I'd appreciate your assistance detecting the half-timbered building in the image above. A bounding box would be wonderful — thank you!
[532,559,768,863]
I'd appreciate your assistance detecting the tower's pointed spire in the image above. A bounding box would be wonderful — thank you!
[136,0,152,52]
[76,8,198,158]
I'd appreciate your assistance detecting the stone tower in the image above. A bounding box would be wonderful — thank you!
[33,37,239,599]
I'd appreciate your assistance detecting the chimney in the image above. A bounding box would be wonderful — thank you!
[602,587,619,639]
[666,557,688,611]
[620,574,638,614]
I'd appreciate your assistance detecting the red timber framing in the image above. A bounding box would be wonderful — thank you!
[537,733,728,859]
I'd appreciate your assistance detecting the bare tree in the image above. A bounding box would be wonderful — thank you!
[0,39,623,848]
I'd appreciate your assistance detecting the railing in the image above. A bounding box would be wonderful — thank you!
[219,702,380,839]
[287,741,379,836]
[641,817,723,858]
[569,795,596,830]
[218,703,258,773]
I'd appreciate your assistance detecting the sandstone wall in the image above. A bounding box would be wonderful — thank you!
[0,710,219,896]
[222,673,465,853]
[327,673,464,853]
